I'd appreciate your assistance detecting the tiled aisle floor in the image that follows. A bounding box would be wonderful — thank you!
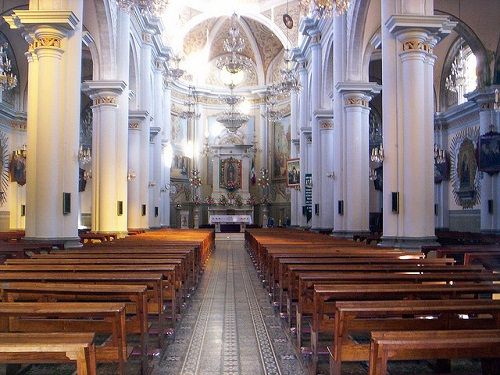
[154,240,306,375]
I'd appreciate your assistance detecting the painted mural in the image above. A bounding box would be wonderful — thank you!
[272,115,290,179]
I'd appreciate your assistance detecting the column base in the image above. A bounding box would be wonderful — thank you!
[23,237,83,249]
[378,236,440,250]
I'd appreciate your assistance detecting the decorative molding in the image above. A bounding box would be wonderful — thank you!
[93,96,117,106]
[345,97,369,107]
[319,120,333,129]
[10,121,27,131]
[129,123,140,130]
[402,39,425,52]
[30,36,62,51]
[142,32,153,45]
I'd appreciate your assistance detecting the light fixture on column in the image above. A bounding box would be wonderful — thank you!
[434,144,446,165]
[0,43,17,92]
[83,170,92,181]
[14,144,26,158]
[369,168,377,181]
[300,0,351,17]
[495,89,500,112]
[127,169,136,181]
[115,0,168,17]
[78,145,91,165]
[370,145,384,163]
[189,169,202,188]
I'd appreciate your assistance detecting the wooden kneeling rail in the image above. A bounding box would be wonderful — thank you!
[0,332,97,375]
[368,329,500,375]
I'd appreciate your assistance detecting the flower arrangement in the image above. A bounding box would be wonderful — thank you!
[246,195,256,206]
[234,194,243,207]
[205,196,215,205]
[218,194,228,206]
[225,180,238,191]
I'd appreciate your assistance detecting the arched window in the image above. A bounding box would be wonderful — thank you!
[445,43,477,106]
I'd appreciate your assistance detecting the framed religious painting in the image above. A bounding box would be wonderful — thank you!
[286,158,300,187]
[272,115,291,180]
[478,130,500,174]
[220,157,242,191]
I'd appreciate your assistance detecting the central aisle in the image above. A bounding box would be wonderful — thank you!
[154,240,306,375]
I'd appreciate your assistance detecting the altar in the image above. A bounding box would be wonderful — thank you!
[209,214,252,233]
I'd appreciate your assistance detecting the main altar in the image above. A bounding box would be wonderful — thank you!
[207,136,254,224]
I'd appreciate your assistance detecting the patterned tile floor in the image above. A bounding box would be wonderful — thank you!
[154,240,306,375]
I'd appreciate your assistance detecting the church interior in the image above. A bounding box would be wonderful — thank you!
[0,0,499,374]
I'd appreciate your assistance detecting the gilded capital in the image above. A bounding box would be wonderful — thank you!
[402,39,426,52]
[344,97,369,107]
[93,96,117,107]
[129,123,140,130]
[320,120,334,130]
[31,36,62,51]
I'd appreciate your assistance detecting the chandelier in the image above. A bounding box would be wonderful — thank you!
[300,0,351,17]
[78,145,91,165]
[0,43,17,92]
[370,145,384,163]
[275,50,300,95]
[167,55,185,81]
[434,144,446,165]
[115,0,168,17]
[263,85,285,122]
[216,14,253,75]
[216,83,249,133]
[179,86,200,120]
[445,42,467,100]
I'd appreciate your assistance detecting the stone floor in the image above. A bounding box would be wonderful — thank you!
[153,239,305,375]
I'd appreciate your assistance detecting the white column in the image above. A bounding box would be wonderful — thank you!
[128,111,148,229]
[82,82,126,233]
[479,102,494,233]
[6,8,82,247]
[309,35,322,230]
[115,5,131,234]
[139,31,153,228]
[290,89,300,226]
[297,59,309,227]
[161,82,172,227]
[149,58,165,229]
[319,118,334,229]
[332,13,347,236]
[380,6,453,248]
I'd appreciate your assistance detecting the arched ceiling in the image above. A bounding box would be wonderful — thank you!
[163,0,300,88]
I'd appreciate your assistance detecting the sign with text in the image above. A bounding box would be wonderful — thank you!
[304,173,312,223]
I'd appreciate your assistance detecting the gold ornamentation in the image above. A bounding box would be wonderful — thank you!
[93,97,117,106]
[10,121,27,131]
[345,97,369,107]
[129,123,140,129]
[320,120,333,129]
[402,39,425,52]
[424,44,434,54]
[31,37,62,50]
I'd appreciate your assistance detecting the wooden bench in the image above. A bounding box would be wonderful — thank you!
[0,301,127,374]
[0,332,96,375]
[368,329,500,375]
[464,252,500,271]
[327,299,500,375]
[1,282,150,375]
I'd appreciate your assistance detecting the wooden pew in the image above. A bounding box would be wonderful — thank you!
[0,332,97,375]
[308,283,500,374]
[1,282,150,375]
[464,252,500,271]
[368,329,500,375]
[0,302,127,374]
[328,299,500,375]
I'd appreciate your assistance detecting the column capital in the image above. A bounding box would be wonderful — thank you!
[154,57,166,72]
[129,110,149,131]
[142,31,154,46]
[336,82,381,107]
[82,80,127,107]
[385,15,456,40]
